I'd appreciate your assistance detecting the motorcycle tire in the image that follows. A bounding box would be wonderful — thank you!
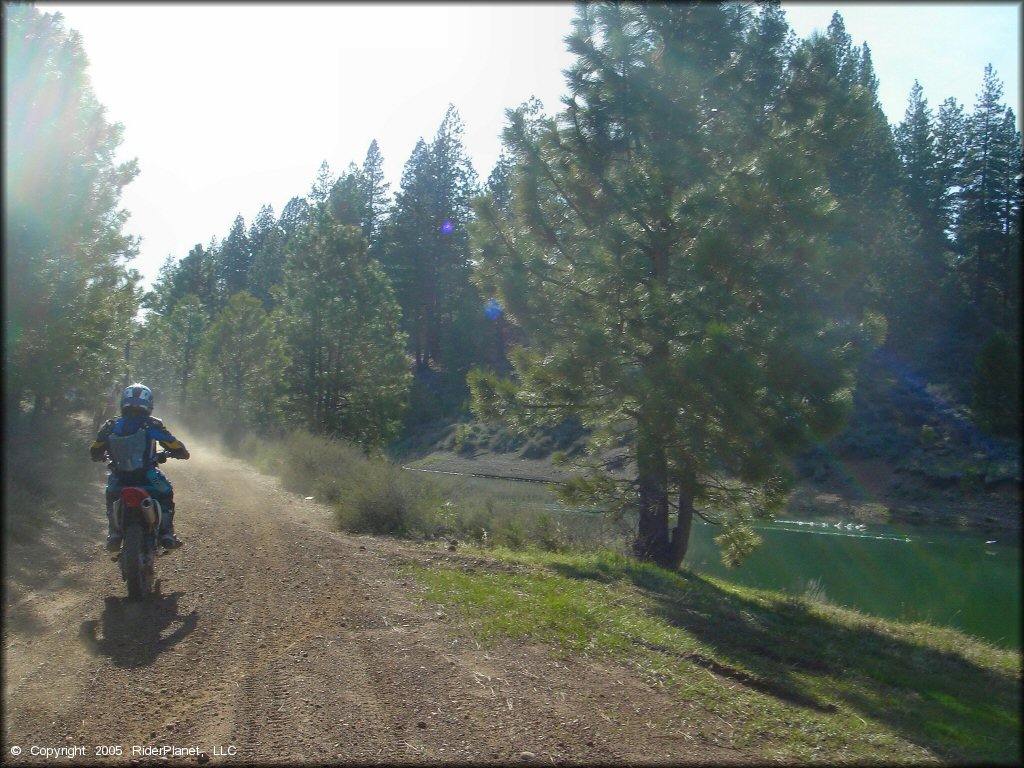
[121,522,152,600]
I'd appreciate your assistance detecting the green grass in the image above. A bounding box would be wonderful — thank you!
[413,547,1022,764]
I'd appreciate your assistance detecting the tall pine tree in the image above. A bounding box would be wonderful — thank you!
[360,139,390,259]
[277,196,409,447]
[470,3,879,568]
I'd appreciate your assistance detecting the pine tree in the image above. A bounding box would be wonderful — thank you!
[952,65,1022,338]
[277,207,409,447]
[991,108,1021,331]
[382,138,433,368]
[279,196,311,238]
[133,294,208,407]
[485,150,516,214]
[327,164,366,228]
[383,110,482,390]
[429,105,483,382]
[309,160,335,206]
[4,6,141,417]
[247,204,285,310]
[196,293,288,443]
[219,214,251,298]
[934,97,968,233]
[971,332,1021,436]
[740,1,795,128]
[360,139,390,258]
[151,242,218,316]
[826,13,855,84]
[247,204,277,258]
[895,82,945,242]
[470,3,879,568]
[892,81,952,350]
[780,16,910,329]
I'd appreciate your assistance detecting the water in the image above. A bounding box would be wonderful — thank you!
[684,517,1021,650]
[426,469,1021,650]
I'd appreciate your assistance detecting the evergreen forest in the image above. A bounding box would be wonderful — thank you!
[5,3,1020,567]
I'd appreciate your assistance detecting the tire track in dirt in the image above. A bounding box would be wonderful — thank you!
[4,431,749,765]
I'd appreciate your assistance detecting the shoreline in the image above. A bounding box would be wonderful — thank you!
[404,450,1021,536]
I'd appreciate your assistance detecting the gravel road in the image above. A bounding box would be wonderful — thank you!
[3,433,749,765]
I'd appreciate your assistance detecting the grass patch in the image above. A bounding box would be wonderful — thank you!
[414,547,1021,764]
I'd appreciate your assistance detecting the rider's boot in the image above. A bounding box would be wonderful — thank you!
[158,502,183,549]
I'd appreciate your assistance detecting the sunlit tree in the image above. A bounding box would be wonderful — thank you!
[4,6,140,417]
[470,3,881,568]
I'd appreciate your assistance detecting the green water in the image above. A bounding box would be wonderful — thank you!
[443,473,1021,649]
[684,517,1021,650]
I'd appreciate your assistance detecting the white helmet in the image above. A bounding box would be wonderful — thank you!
[120,383,154,415]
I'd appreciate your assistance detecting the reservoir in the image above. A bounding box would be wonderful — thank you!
[425,471,1021,651]
[684,516,1021,650]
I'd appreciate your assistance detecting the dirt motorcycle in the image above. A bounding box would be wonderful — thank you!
[109,452,175,600]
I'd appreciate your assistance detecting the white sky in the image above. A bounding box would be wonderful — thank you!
[31,2,1023,291]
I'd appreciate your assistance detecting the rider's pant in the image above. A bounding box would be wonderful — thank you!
[105,468,175,537]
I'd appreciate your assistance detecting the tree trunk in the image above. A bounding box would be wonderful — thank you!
[665,468,697,569]
[633,424,670,564]
[635,432,698,570]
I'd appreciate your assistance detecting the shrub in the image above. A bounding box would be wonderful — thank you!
[336,461,442,537]
[3,412,97,542]
[533,511,569,552]
[493,516,528,548]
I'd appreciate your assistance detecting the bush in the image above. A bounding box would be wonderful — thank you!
[234,426,627,554]
[533,511,569,552]
[3,412,98,542]
[452,423,483,455]
[493,515,528,549]
[336,461,443,537]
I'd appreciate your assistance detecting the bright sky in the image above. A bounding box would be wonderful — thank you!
[32,2,1022,291]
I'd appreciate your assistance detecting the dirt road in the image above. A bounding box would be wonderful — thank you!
[4,435,747,765]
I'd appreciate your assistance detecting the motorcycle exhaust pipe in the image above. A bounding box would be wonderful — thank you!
[152,499,163,532]
[141,497,157,528]
[112,500,124,535]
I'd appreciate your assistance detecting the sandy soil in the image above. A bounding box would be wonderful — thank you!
[3,433,753,766]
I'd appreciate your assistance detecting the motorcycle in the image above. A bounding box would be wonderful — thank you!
[109,452,175,600]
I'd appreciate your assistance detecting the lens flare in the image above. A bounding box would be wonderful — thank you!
[484,298,503,320]
[440,219,454,234]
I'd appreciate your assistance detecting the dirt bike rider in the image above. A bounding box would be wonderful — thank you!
[90,383,190,551]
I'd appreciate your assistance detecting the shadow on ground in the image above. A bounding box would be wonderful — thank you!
[548,558,1021,763]
[78,586,198,669]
